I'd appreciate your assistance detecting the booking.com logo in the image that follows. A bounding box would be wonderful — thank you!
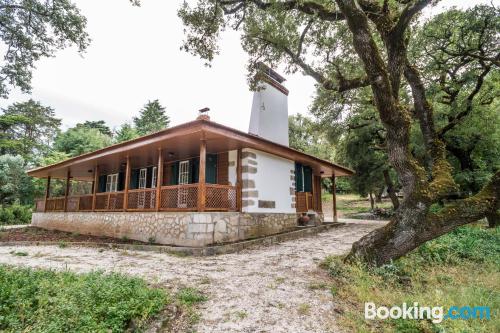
[365,302,491,324]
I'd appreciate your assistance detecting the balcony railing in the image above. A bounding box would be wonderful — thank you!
[35,184,238,213]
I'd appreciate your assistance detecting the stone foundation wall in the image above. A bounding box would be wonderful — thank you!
[31,212,299,247]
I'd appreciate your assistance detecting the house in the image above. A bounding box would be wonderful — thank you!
[29,66,353,246]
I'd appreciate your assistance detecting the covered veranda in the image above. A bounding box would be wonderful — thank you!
[29,119,351,219]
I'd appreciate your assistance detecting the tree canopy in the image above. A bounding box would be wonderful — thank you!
[54,126,112,157]
[0,99,61,163]
[133,99,170,136]
[114,123,139,143]
[0,0,90,98]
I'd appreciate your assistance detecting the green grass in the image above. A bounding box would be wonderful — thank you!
[9,250,28,256]
[0,266,170,332]
[323,193,393,217]
[321,222,499,332]
[176,287,208,305]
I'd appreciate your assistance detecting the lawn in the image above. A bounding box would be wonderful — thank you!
[320,222,499,332]
[322,193,393,218]
[0,266,205,332]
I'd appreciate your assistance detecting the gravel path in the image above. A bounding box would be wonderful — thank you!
[0,220,384,333]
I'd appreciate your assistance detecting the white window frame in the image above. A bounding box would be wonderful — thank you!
[178,161,190,185]
[151,167,158,188]
[178,160,190,208]
[138,168,147,189]
[106,173,118,192]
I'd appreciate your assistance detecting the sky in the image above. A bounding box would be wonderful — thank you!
[1,0,493,132]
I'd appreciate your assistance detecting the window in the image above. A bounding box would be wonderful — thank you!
[106,173,118,192]
[138,168,147,189]
[178,161,190,185]
[151,167,158,188]
[294,163,312,192]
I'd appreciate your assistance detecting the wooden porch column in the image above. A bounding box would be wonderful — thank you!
[331,173,337,222]
[64,170,71,212]
[43,176,51,212]
[236,148,242,212]
[198,139,206,211]
[311,175,316,212]
[124,155,131,211]
[155,148,163,211]
[92,165,99,211]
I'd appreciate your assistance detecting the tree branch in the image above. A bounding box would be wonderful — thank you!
[437,64,492,138]
[219,0,346,21]
[252,34,369,92]
[391,0,432,39]
[296,19,313,58]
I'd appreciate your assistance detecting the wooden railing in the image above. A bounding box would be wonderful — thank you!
[35,184,239,213]
[66,195,93,212]
[159,184,198,211]
[35,199,45,212]
[127,188,156,211]
[95,192,125,211]
[45,197,65,211]
[206,184,237,211]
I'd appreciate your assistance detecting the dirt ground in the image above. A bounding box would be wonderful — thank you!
[0,226,145,244]
[0,219,385,333]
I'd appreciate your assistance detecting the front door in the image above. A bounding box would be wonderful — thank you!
[138,168,147,208]
[178,160,189,208]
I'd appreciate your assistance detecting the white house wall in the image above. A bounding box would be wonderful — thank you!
[241,148,295,213]
[228,150,237,186]
[248,81,289,146]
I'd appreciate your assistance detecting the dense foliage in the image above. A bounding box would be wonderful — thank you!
[133,99,170,135]
[0,0,90,98]
[0,204,31,225]
[0,267,169,332]
[0,155,33,205]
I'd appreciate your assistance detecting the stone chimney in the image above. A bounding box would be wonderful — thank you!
[248,63,289,146]
[197,107,210,121]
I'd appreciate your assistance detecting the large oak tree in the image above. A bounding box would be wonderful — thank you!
[178,0,499,265]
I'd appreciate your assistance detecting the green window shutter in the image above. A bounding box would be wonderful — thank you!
[190,158,199,184]
[304,166,313,192]
[206,154,217,184]
[146,167,153,188]
[98,175,107,192]
[118,172,125,191]
[130,169,140,189]
[170,162,179,185]
[295,163,303,192]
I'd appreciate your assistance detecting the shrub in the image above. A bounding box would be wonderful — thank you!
[0,266,169,332]
[175,287,207,305]
[0,204,32,225]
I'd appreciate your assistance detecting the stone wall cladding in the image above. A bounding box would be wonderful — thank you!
[242,149,259,211]
[32,212,299,247]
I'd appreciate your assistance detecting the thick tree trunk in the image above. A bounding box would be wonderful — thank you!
[383,169,399,210]
[347,204,427,265]
[375,188,383,203]
[487,213,498,228]
[369,192,374,210]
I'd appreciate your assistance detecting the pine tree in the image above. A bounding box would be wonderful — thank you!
[133,100,170,135]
